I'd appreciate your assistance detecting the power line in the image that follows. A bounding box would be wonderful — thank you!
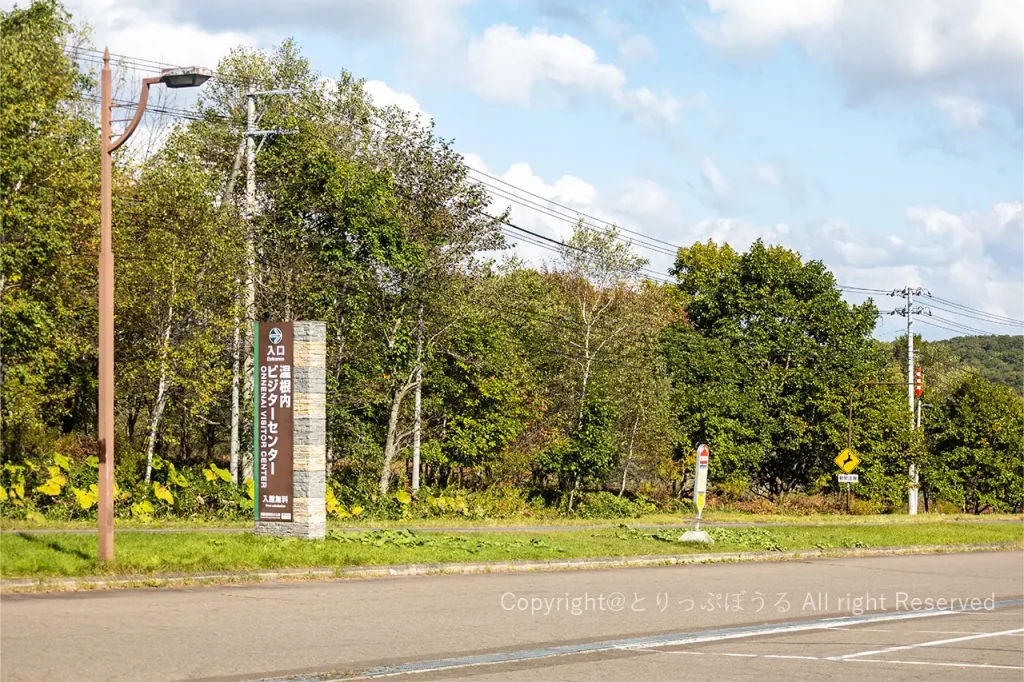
[924,294,1023,327]
[496,218,674,285]
[480,181,678,258]
[840,285,891,294]
[913,315,985,337]
[468,166,680,250]
[68,46,1023,336]
[925,313,994,336]
[924,300,1024,329]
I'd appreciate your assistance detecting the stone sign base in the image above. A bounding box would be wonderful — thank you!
[255,321,326,540]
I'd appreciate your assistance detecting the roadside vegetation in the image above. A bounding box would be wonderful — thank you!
[2,522,1021,579]
[3,1,1022,537]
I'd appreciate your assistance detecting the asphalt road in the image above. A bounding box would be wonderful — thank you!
[1,551,1022,681]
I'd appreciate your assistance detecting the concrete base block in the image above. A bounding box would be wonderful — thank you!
[679,530,714,544]
[255,520,326,540]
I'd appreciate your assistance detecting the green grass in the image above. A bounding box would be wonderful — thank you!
[2,511,1019,532]
[2,522,1021,579]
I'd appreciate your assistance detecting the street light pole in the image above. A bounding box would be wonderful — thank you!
[98,50,115,562]
[97,49,211,561]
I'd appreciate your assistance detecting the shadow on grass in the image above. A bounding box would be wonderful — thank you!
[16,532,93,562]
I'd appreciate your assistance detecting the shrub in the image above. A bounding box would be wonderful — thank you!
[570,491,657,519]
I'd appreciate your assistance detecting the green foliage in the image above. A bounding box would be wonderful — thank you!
[926,374,1024,513]
[325,528,567,554]
[664,240,885,498]
[707,527,785,551]
[1,1,99,457]
[538,396,618,488]
[934,335,1023,394]
[2,3,1019,526]
[572,492,657,519]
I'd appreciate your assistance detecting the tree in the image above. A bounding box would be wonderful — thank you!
[664,240,883,498]
[362,103,502,495]
[537,395,618,509]
[1,0,98,459]
[114,137,244,480]
[928,374,1024,513]
[551,222,647,421]
[607,284,676,496]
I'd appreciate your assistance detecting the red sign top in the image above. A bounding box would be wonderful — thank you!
[697,444,709,467]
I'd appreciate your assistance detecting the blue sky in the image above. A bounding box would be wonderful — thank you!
[32,0,1024,338]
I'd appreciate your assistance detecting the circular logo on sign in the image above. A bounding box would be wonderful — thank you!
[269,327,283,344]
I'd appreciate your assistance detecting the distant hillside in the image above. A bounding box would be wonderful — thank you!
[936,335,1023,394]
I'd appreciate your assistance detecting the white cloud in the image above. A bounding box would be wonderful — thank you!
[65,0,263,70]
[589,9,657,63]
[363,80,430,121]
[470,149,1020,337]
[541,5,658,63]
[753,163,781,187]
[699,156,733,210]
[812,202,1024,333]
[612,87,681,125]
[619,33,657,63]
[693,0,1024,123]
[661,199,1023,337]
[688,217,789,253]
[932,95,991,130]
[466,24,688,125]
[100,0,472,51]
[751,161,805,206]
[467,24,626,104]
[465,154,683,273]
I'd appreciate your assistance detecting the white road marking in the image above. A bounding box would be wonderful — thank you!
[831,628,1024,660]
[268,599,1024,681]
[653,651,821,661]
[847,659,1023,671]
[914,630,1005,635]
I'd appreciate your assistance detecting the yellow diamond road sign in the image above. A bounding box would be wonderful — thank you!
[835,448,861,474]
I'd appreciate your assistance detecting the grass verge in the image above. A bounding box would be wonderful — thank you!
[1,522,1021,580]
[2,512,1020,532]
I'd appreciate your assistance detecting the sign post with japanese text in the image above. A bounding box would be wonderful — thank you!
[255,322,294,521]
[680,443,713,543]
[253,321,327,539]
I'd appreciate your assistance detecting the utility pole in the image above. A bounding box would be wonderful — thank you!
[227,88,298,484]
[412,299,423,492]
[889,287,929,515]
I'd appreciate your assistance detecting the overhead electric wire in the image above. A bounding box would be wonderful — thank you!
[913,315,985,337]
[841,285,891,294]
[467,166,681,251]
[480,182,678,258]
[924,300,1024,329]
[924,294,1024,326]
[925,313,994,336]
[68,46,1021,341]
[496,218,674,285]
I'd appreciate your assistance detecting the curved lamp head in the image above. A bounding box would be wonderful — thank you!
[159,67,213,89]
